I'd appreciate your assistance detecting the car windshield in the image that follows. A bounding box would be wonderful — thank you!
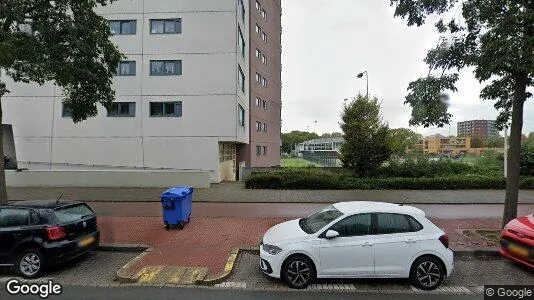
[54,204,95,223]
[299,205,343,234]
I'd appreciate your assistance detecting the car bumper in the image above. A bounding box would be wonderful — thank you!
[500,248,534,269]
[444,249,454,277]
[44,230,100,265]
[259,245,284,279]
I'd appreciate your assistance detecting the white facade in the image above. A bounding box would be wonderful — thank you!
[2,0,250,182]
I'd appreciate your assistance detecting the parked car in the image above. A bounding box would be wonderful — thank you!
[259,202,453,290]
[0,201,100,278]
[500,213,534,269]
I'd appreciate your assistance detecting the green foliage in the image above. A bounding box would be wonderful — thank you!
[281,131,319,154]
[388,128,423,155]
[377,158,474,178]
[486,136,504,148]
[340,94,392,176]
[520,142,534,176]
[0,0,123,123]
[245,169,534,190]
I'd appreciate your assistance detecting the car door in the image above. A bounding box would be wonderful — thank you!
[0,207,32,264]
[373,213,422,276]
[318,213,374,277]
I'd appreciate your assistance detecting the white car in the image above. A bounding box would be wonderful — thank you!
[259,202,453,289]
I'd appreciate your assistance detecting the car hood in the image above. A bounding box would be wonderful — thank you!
[507,214,534,233]
[262,219,309,245]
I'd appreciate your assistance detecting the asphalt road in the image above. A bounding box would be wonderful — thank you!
[0,285,484,300]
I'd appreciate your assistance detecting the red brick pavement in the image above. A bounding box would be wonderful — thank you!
[97,216,501,278]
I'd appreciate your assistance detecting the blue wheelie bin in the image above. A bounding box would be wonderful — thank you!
[161,186,193,230]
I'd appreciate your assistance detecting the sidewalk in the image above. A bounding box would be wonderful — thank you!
[98,216,502,285]
[8,182,534,204]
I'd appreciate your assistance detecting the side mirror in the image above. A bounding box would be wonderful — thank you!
[324,230,339,239]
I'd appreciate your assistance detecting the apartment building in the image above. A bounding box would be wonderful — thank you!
[237,0,282,167]
[2,0,254,183]
[418,135,472,155]
[458,120,499,137]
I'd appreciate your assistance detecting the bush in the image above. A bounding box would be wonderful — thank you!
[520,142,534,176]
[376,158,474,178]
[244,169,534,190]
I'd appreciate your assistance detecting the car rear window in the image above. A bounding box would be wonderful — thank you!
[54,204,95,223]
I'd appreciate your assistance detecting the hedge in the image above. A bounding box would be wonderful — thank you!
[245,171,534,190]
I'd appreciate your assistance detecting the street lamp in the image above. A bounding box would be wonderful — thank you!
[357,71,369,99]
[314,121,317,133]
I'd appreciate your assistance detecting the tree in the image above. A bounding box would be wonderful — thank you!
[390,0,534,227]
[388,128,423,155]
[281,131,319,154]
[321,132,343,138]
[0,1,122,204]
[470,136,484,148]
[340,94,391,176]
[486,136,504,148]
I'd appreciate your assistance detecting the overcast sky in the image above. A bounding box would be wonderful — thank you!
[280,0,534,136]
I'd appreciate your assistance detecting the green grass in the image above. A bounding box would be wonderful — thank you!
[281,158,320,168]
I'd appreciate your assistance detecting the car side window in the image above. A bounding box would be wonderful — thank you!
[376,213,413,234]
[329,213,372,237]
[0,208,31,228]
[407,215,424,231]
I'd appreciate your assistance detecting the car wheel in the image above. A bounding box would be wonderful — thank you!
[16,249,45,279]
[410,256,445,290]
[282,255,315,289]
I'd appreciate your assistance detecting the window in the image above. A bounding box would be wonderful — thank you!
[262,32,267,42]
[299,205,344,234]
[150,19,182,34]
[149,101,183,117]
[238,27,245,57]
[107,102,136,117]
[261,54,267,65]
[262,123,267,132]
[62,104,73,118]
[240,0,245,22]
[109,20,137,35]
[256,0,261,11]
[263,146,267,155]
[256,24,261,35]
[238,105,245,127]
[256,48,262,60]
[262,77,267,87]
[262,9,267,21]
[256,97,261,107]
[256,73,262,84]
[54,204,95,223]
[376,213,414,235]
[115,61,136,76]
[407,216,424,231]
[256,121,262,131]
[238,66,245,93]
[0,208,30,227]
[150,60,182,76]
[329,214,372,237]
[262,100,267,110]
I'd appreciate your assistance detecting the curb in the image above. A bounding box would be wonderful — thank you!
[98,243,150,253]
[115,247,154,283]
[453,248,500,257]
[199,246,259,285]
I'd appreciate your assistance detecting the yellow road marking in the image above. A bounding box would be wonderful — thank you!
[223,253,238,274]
[166,267,188,285]
[136,266,165,283]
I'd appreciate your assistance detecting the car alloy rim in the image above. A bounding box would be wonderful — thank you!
[416,261,440,287]
[20,253,41,276]
[287,260,311,287]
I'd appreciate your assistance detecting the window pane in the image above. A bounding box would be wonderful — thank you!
[164,102,175,115]
[164,20,176,33]
[164,62,175,75]
[121,21,131,34]
[151,61,164,75]
[377,213,412,234]
[120,63,130,75]
[0,208,30,227]
[54,204,95,222]
[330,214,372,237]
[119,103,130,115]
[110,21,120,34]
[150,103,163,116]
[408,216,424,231]
[151,20,164,34]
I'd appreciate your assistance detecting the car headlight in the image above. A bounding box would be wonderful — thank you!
[262,244,282,255]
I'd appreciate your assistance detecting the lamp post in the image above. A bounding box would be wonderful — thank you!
[314,121,317,133]
[357,71,369,99]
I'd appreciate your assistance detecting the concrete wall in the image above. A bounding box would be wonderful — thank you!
[6,170,210,188]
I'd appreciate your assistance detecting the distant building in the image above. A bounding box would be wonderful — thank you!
[457,120,499,137]
[295,137,345,154]
[416,135,471,155]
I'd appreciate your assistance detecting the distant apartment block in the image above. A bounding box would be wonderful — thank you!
[417,135,472,155]
[1,0,282,183]
[457,120,499,137]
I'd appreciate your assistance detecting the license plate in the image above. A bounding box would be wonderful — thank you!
[509,244,529,257]
[79,236,95,247]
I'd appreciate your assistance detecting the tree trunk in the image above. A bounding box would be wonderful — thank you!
[0,94,7,204]
[502,76,527,228]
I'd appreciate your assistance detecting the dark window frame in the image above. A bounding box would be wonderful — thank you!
[238,105,245,127]
[115,61,136,76]
[323,213,373,238]
[0,208,31,228]
[149,101,183,118]
[107,102,136,117]
[373,213,423,235]
[149,19,182,34]
[150,60,182,76]
[62,104,73,118]
[109,20,137,35]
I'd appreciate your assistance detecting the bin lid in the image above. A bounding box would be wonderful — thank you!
[161,186,193,199]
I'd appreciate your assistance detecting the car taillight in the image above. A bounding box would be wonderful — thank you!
[439,234,449,248]
[46,226,67,241]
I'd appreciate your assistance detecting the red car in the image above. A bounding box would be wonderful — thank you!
[500,213,534,268]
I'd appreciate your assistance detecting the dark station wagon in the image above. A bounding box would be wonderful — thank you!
[0,201,100,278]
